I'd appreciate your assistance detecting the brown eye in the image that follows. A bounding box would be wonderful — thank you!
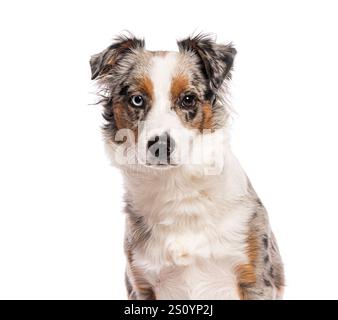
[181,94,196,108]
[130,95,144,108]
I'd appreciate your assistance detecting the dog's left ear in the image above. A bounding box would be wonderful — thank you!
[90,35,145,80]
[177,34,236,91]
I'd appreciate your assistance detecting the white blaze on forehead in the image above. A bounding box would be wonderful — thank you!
[137,51,196,165]
[147,52,179,119]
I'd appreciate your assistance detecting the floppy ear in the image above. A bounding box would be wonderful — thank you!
[177,34,236,91]
[90,35,145,80]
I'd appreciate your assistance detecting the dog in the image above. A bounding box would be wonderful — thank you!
[90,33,284,300]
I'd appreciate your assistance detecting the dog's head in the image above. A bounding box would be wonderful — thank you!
[90,34,236,173]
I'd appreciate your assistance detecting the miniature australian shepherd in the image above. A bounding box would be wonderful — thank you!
[90,33,284,300]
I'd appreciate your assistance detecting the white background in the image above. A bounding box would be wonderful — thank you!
[0,0,337,300]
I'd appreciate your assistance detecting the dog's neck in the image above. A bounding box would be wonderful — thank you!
[121,147,249,225]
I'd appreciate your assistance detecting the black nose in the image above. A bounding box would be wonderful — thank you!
[147,133,175,164]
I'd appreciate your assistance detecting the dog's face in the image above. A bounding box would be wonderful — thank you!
[90,34,236,172]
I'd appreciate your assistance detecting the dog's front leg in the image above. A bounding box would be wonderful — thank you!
[125,264,156,300]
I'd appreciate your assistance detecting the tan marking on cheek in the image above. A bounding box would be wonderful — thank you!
[112,103,138,142]
[188,103,214,132]
[235,230,258,300]
[113,103,128,130]
[170,74,189,101]
[137,76,154,100]
[201,103,214,130]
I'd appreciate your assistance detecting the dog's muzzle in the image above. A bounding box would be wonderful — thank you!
[146,132,176,165]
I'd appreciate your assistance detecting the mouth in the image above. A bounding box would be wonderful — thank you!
[144,162,179,169]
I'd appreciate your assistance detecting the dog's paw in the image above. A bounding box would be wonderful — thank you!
[166,243,193,266]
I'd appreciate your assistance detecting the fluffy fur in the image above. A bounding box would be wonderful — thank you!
[90,33,284,300]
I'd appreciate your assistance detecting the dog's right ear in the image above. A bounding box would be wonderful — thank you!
[177,34,236,91]
[90,35,145,80]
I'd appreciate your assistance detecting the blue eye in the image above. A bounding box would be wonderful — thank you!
[130,95,144,108]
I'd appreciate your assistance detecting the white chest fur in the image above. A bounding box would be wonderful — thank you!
[134,205,251,299]
[124,156,254,300]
